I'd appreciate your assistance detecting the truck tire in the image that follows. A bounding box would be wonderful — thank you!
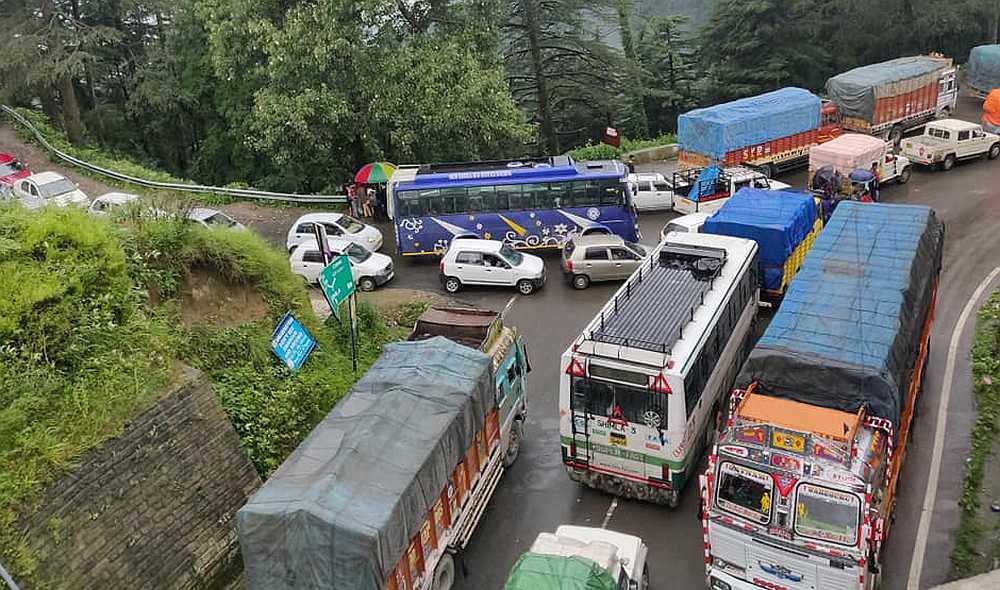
[432,554,455,590]
[989,143,1000,160]
[888,125,904,147]
[941,154,956,171]
[760,163,774,179]
[504,419,524,467]
[896,167,911,185]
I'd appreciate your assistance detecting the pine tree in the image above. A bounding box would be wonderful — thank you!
[636,15,699,134]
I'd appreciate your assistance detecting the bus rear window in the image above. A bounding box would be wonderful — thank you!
[571,377,666,428]
[716,462,772,525]
[794,483,860,546]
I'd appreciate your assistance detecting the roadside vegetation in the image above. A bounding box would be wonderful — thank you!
[950,290,1000,577]
[568,133,678,161]
[0,204,409,583]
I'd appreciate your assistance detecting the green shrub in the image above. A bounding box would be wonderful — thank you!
[568,133,678,161]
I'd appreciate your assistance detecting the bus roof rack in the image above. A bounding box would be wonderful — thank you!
[416,156,571,174]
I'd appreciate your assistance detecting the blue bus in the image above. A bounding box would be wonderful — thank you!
[388,157,640,256]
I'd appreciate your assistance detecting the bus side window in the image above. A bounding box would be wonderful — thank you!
[495,185,518,210]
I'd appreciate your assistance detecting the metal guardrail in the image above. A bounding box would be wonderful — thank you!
[0,561,20,590]
[1,105,346,204]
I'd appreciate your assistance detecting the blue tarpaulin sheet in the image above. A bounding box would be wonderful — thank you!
[703,189,817,290]
[968,44,1000,94]
[678,87,821,160]
[687,165,722,202]
[735,202,944,428]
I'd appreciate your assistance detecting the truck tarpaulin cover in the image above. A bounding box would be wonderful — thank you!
[809,134,886,176]
[504,554,617,590]
[237,337,493,590]
[678,87,821,160]
[735,202,943,428]
[703,188,817,291]
[826,56,945,122]
[967,44,1000,94]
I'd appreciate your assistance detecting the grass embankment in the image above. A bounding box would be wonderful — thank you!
[0,205,409,584]
[950,290,1000,577]
[568,133,677,161]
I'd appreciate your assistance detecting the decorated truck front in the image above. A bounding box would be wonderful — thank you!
[677,88,841,177]
[701,202,944,590]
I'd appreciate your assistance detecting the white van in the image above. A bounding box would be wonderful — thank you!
[627,172,674,212]
[659,213,710,241]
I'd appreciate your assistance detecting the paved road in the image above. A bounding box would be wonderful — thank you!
[372,95,998,590]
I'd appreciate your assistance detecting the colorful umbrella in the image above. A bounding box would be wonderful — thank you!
[354,162,396,184]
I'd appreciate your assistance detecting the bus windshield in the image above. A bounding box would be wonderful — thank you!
[794,483,860,546]
[571,376,666,428]
[716,462,773,525]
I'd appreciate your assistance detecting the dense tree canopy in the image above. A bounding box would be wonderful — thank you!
[1,0,998,192]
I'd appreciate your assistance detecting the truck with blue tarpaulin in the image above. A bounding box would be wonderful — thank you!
[677,87,842,176]
[967,44,1000,98]
[702,188,821,298]
[701,202,944,590]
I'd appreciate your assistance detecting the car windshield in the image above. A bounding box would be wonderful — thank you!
[339,215,365,234]
[0,161,21,176]
[716,462,773,525]
[38,179,76,198]
[794,484,860,546]
[626,241,646,256]
[205,212,239,227]
[499,244,524,266]
[345,242,372,264]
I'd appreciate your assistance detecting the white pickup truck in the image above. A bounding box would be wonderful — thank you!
[504,526,649,590]
[901,118,1000,171]
[671,165,791,215]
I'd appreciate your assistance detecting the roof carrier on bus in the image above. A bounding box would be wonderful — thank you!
[589,242,727,355]
[414,156,572,174]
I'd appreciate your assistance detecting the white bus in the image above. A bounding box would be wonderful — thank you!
[559,232,760,507]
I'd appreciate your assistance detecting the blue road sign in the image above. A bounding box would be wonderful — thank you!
[270,312,316,371]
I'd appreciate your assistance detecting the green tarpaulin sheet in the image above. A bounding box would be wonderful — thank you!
[504,553,617,590]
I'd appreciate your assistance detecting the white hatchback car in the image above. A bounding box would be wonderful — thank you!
[628,172,674,212]
[9,171,89,209]
[187,207,246,230]
[439,239,545,295]
[659,213,710,241]
[290,239,394,291]
[286,213,383,253]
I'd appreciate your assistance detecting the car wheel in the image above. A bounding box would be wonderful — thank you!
[989,143,1000,160]
[358,277,376,292]
[504,419,524,467]
[431,553,455,590]
[896,167,911,184]
[517,279,535,295]
[942,154,956,171]
[443,276,461,294]
[572,274,590,290]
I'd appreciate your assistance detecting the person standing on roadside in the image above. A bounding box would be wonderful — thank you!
[346,183,360,217]
[626,155,636,173]
[363,185,375,218]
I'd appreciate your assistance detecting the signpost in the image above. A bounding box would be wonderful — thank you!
[314,224,360,372]
[270,312,316,371]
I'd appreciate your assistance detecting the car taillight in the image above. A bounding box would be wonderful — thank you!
[565,259,573,272]
[439,260,444,274]
[662,464,671,486]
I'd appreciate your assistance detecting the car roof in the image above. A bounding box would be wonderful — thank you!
[569,234,626,248]
[628,172,664,180]
[929,119,979,131]
[96,192,139,204]
[294,212,345,224]
[0,153,15,164]
[448,238,502,252]
[669,213,710,225]
[189,207,225,220]
[27,171,67,183]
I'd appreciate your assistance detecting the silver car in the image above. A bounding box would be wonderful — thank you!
[561,234,648,289]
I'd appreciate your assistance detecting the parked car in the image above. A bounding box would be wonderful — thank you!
[286,212,383,253]
[289,238,394,291]
[0,153,31,195]
[900,118,1000,170]
[9,171,88,209]
[627,172,674,211]
[187,207,246,230]
[660,212,710,241]
[561,234,648,290]
[440,238,545,295]
[89,192,138,216]
[672,165,791,215]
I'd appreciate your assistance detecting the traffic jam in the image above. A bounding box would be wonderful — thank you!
[4,49,1000,590]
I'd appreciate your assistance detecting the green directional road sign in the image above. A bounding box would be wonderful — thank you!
[318,255,355,314]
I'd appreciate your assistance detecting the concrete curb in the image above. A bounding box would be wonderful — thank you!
[930,570,1000,589]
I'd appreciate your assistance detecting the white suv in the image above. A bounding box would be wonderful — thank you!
[439,239,545,295]
[289,238,394,291]
[286,213,383,253]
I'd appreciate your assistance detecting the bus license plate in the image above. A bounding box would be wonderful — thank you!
[610,432,627,447]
